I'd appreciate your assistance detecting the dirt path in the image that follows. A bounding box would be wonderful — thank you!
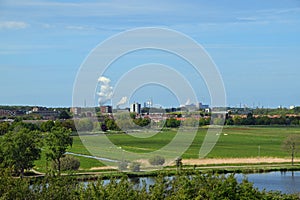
[182,157,299,165]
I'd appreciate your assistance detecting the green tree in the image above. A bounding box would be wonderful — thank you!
[59,110,71,119]
[0,128,42,177]
[61,119,76,131]
[166,118,180,128]
[282,134,300,165]
[0,121,10,135]
[45,127,73,175]
[76,118,93,131]
[105,118,120,131]
[40,120,55,132]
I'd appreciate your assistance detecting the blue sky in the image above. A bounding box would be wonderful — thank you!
[0,0,300,108]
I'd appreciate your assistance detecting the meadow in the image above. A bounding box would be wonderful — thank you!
[34,126,300,172]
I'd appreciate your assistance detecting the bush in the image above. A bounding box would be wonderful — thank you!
[129,162,140,172]
[52,155,80,171]
[118,161,128,171]
[149,156,165,166]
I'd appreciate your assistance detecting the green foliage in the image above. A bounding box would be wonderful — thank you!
[282,134,300,165]
[61,119,76,131]
[133,117,151,127]
[165,118,180,128]
[149,156,165,166]
[40,120,55,132]
[0,171,299,199]
[44,127,73,175]
[0,128,42,177]
[75,118,94,132]
[52,155,80,171]
[59,110,71,119]
[0,121,10,135]
[105,118,121,131]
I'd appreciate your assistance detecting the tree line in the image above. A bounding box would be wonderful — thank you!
[0,170,299,199]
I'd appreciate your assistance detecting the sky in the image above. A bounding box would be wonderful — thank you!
[1,0,300,108]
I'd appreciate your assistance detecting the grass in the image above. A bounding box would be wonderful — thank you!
[34,126,300,172]
[101,126,300,159]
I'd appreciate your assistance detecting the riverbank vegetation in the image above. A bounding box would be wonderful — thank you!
[0,170,299,199]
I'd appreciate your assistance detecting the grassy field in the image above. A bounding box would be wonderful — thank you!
[98,126,300,159]
[34,126,300,172]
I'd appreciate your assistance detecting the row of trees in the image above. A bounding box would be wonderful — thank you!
[0,171,299,199]
[0,126,73,177]
[226,113,300,126]
[1,113,300,135]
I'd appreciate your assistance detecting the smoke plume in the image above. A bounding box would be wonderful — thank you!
[97,76,113,105]
[116,96,128,107]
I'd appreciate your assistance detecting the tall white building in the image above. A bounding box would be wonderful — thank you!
[130,102,141,114]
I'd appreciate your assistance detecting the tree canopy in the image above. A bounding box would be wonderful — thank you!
[0,128,42,177]
[44,127,73,174]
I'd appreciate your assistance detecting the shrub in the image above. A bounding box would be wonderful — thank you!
[118,161,128,171]
[129,162,140,172]
[149,156,165,166]
[52,155,80,171]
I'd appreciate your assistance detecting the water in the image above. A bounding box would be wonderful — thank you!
[235,171,300,194]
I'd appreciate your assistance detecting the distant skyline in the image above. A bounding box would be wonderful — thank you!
[1,0,300,108]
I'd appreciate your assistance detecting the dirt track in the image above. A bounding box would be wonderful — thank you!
[182,157,299,165]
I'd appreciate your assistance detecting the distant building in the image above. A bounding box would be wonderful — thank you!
[130,102,141,114]
[70,107,82,116]
[31,107,59,119]
[0,109,15,117]
[205,108,211,113]
[100,106,112,113]
[198,103,209,109]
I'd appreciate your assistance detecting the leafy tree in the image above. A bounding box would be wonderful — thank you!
[61,119,76,131]
[105,118,120,131]
[133,118,151,127]
[0,121,10,135]
[45,127,73,175]
[59,110,71,119]
[282,134,300,165]
[165,118,180,128]
[0,128,42,177]
[76,118,93,132]
[40,120,55,132]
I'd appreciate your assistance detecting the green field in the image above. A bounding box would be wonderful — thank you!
[34,126,300,172]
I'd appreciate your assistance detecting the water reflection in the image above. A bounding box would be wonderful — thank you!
[235,171,300,194]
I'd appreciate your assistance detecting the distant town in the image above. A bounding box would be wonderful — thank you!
[1,102,300,130]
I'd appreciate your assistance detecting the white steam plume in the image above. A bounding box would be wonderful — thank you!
[116,96,128,107]
[97,76,113,105]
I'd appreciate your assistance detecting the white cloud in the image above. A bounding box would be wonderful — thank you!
[0,21,29,29]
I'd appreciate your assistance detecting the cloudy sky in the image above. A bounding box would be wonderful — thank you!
[1,0,300,108]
